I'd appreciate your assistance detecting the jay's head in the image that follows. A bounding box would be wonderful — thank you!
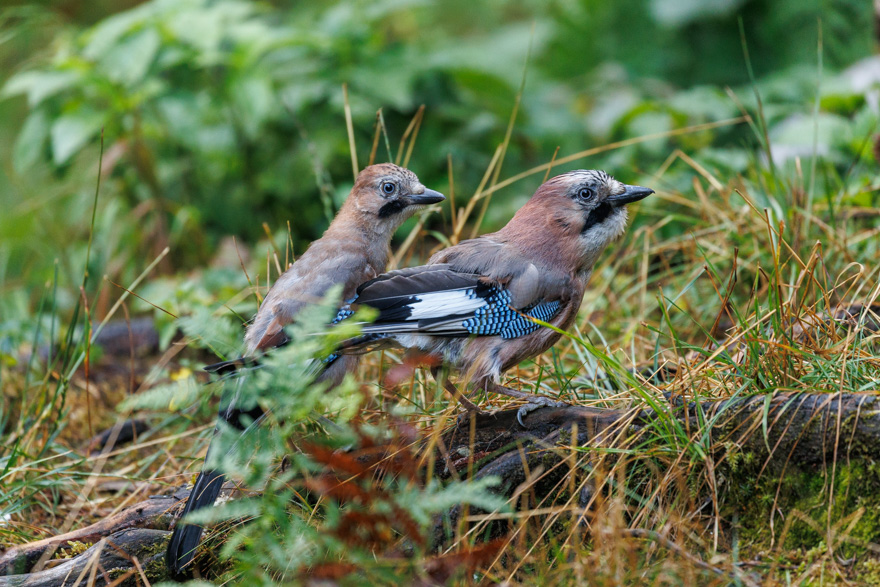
[348,163,445,232]
[515,169,653,269]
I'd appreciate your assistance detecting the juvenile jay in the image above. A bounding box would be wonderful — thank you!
[166,163,444,579]
[333,170,652,423]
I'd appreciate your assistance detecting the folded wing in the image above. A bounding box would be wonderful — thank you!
[336,264,563,351]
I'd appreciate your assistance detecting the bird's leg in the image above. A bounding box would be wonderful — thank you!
[481,381,531,400]
[483,381,569,427]
[431,367,483,413]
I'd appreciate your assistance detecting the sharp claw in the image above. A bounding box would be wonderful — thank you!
[516,397,569,427]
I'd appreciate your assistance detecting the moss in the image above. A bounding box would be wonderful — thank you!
[98,535,171,586]
[858,558,880,585]
[105,568,128,582]
[138,533,171,559]
[724,458,880,557]
[55,540,93,559]
[142,555,171,583]
[556,427,573,446]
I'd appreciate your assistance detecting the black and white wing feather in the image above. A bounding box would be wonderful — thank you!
[335,264,562,351]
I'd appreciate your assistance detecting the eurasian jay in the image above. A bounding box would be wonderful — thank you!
[166,163,444,579]
[333,170,652,423]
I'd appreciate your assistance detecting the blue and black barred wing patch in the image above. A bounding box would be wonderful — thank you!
[332,265,563,346]
[331,307,355,324]
[462,296,561,339]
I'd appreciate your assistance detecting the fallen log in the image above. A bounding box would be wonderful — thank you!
[0,492,184,577]
[4,391,878,582]
[86,420,151,455]
[441,391,880,475]
[0,529,169,587]
[433,391,880,542]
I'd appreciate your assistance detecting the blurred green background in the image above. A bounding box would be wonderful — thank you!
[0,0,876,324]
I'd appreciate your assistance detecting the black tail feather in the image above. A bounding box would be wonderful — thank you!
[166,384,265,580]
[203,356,257,374]
[166,464,226,580]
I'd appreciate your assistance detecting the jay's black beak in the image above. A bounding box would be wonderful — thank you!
[407,189,446,206]
[608,185,654,207]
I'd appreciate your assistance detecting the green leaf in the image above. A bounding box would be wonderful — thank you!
[183,496,262,525]
[50,110,104,165]
[761,393,773,454]
[771,112,852,149]
[650,0,746,26]
[98,27,161,87]
[667,86,737,121]
[625,110,674,155]
[2,70,81,107]
[230,74,278,139]
[177,306,240,356]
[167,0,259,59]
[82,1,154,60]
[13,109,50,172]
[155,92,205,146]
[118,377,202,412]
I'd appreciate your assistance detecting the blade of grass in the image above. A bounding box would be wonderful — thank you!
[343,83,358,179]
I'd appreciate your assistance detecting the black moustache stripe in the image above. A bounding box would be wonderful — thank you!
[581,202,613,233]
[377,200,408,218]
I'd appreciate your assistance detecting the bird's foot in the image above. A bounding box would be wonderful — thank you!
[517,397,569,427]
[455,406,491,428]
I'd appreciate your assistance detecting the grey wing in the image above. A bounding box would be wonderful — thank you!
[429,237,565,307]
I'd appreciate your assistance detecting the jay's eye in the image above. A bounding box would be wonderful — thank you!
[381,181,396,195]
[577,187,595,201]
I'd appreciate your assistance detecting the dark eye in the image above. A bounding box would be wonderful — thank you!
[577,187,595,201]
[381,181,396,195]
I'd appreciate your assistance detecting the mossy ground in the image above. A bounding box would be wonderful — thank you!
[720,458,880,582]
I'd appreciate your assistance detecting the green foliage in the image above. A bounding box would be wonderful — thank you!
[137,267,251,351]
[3,0,537,251]
[143,292,509,583]
[1,0,875,286]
